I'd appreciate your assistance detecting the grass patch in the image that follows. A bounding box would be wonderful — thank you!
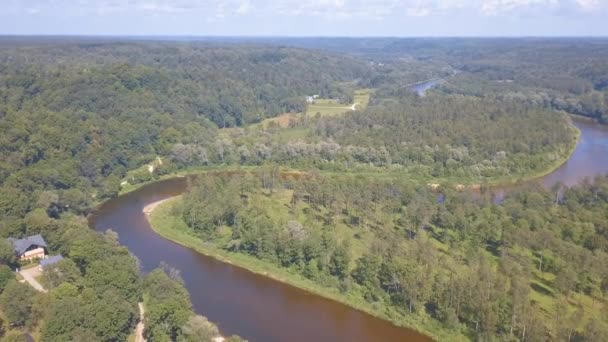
[305,88,373,117]
[34,274,45,285]
[306,104,352,117]
[249,112,303,130]
[529,270,605,331]
[19,262,39,270]
[252,88,373,129]
[353,88,373,110]
[271,127,311,142]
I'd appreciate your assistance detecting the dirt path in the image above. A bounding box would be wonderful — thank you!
[135,303,146,342]
[19,267,47,293]
[309,105,352,109]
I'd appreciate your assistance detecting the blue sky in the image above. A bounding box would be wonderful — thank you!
[0,0,606,36]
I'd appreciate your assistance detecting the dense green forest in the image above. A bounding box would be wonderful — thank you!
[0,41,370,125]
[164,172,608,341]
[156,95,577,184]
[310,96,574,179]
[402,39,608,123]
[0,42,370,229]
[0,39,372,341]
[1,40,372,341]
[155,95,576,183]
[252,37,608,123]
[0,38,607,341]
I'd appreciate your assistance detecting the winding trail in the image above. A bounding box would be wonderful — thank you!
[135,303,146,342]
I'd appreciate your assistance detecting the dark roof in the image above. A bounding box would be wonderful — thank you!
[40,255,64,268]
[8,234,47,256]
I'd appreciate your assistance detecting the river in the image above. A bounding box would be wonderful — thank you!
[410,79,442,96]
[91,176,431,341]
[90,117,608,342]
[541,118,608,186]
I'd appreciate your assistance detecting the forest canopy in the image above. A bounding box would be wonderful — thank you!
[1,37,607,342]
[171,171,608,341]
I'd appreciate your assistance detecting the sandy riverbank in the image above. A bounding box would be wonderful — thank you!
[142,198,175,216]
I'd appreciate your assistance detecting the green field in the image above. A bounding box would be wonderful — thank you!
[306,98,353,117]
[306,89,373,117]
[247,89,373,131]
[353,89,373,110]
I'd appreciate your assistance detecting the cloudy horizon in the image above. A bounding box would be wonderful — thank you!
[1,0,607,37]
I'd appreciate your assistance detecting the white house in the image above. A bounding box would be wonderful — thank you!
[8,234,47,261]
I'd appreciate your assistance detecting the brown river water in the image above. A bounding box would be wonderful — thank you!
[90,117,608,342]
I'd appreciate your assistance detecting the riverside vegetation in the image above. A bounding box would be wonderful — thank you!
[0,37,607,341]
[151,172,608,341]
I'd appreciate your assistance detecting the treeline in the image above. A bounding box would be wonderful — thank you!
[258,37,608,123]
[0,40,372,233]
[0,41,370,126]
[0,214,139,341]
[178,173,608,341]
[421,39,608,123]
[438,73,608,124]
[0,40,375,233]
[313,96,575,178]
[163,95,576,182]
[291,37,608,95]
[0,215,236,341]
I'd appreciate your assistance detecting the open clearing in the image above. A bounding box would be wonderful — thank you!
[306,89,372,117]
[249,89,373,131]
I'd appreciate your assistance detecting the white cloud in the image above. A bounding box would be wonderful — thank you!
[480,0,556,15]
[26,7,41,15]
[1,0,606,20]
[236,0,252,15]
[576,0,602,11]
[407,6,432,17]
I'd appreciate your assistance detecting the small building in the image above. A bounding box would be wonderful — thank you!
[8,234,47,261]
[306,96,314,104]
[39,255,64,271]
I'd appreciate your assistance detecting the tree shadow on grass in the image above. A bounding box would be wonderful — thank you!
[531,281,555,297]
